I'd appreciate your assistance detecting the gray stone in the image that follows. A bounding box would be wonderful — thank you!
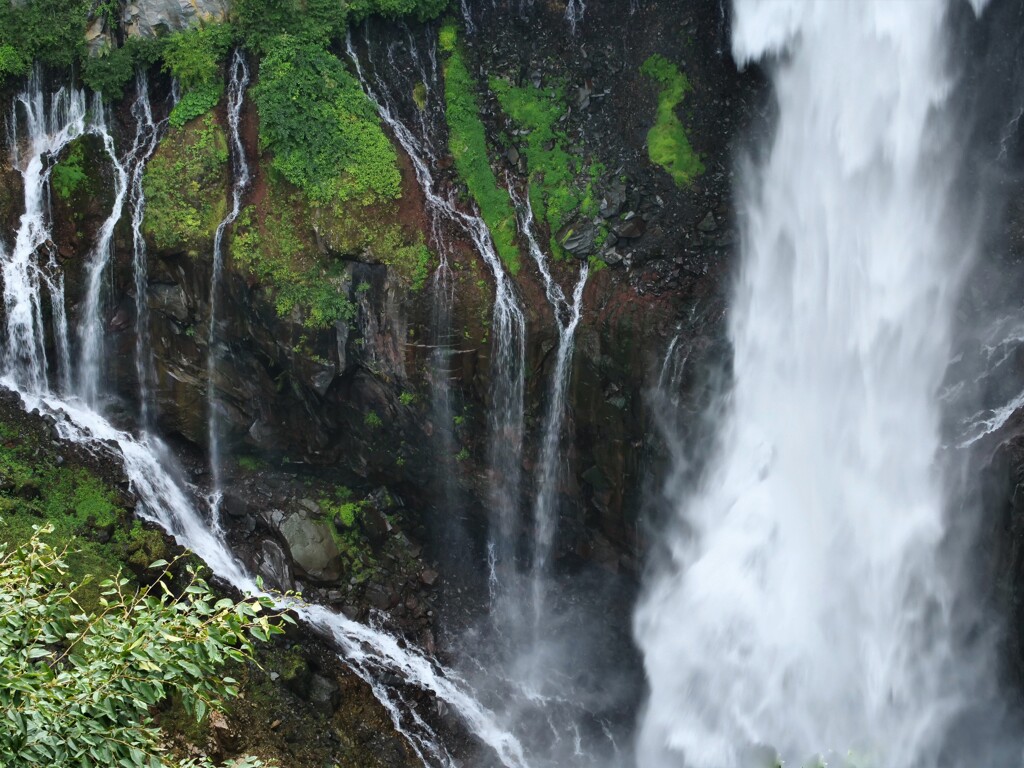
[308,673,340,713]
[278,510,342,582]
[124,0,229,38]
[255,539,294,592]
[560,223,598,257]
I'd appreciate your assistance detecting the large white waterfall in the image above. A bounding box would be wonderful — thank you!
[635,2,1000,767]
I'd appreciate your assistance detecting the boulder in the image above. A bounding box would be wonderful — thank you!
[278,510,343,582]
[124,0,230,38]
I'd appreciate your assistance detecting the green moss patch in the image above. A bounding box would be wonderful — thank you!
[640,54,704,186]
[491,78,605,259]
[143,113,229,256]
[440,25,520,274]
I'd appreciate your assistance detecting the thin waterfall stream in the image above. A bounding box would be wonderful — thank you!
[78,96,131,407]
[128,70,164,430]
[206,49,251,528]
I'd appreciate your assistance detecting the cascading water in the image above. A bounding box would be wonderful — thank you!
[1,72,528,768]
[3,71,86,393]
[635,2,1008,767]
[77,95,129,408]
[510,186,589,626]
[565,0,584,34]
[128,71,163,430]
[207,49,251,526]
[346,30,527,583]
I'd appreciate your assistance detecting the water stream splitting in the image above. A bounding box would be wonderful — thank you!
[636,2,1005,767]
[345,30,527,587]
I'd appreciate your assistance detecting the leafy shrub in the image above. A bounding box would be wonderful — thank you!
[0,528,284,767]
[253,35,400,206]
[81,37,164,100]
[169,80,225,128]
[0,43,26,79]
[0,0,90,74]
[640,54,704,186]
[161,24,234,90]
[347,0,449,21]
[441,29,520,274]
[232,0,345,53]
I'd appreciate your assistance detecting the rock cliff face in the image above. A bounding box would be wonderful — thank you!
[123,0,230,38]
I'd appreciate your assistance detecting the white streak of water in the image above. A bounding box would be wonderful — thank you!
[207,50,251,529]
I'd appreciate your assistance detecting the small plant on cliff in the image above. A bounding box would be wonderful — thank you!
[163,24,234,126]
[364,410,383,429]
[640,54,704,186]
[0,529,285,767]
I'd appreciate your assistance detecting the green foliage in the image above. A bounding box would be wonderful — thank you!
[640,54,704,186]
[347,0,449,21]
[412,81,427,110]
[0,528,284,767]
[491,77,603,258]
[161,24,234,91]
[364,411,383,429]
[399,392,416,407]
[441,31,520,274]
[252,34,400,206]
[51,142,88,201]
[0,0,90,76]
[231,0,345,53]
[438,19,458,53]
[143,115,228,256]
[169,81,225,128]
[231,186,355,330]
[0,44,27,80]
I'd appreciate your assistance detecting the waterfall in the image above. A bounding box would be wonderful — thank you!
[565,0,584,34]
[3,71,87,393]
[77,95,129,408]
[346,31,527,579]
[207,49,251,526]
[635,2,1005,767]
[1,70,528,768]
[510,186,589,626]
[128,71,163,430]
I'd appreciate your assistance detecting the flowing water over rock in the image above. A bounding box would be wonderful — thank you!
[207,49,251,527]
[128,71,164,430]
[0,73,530,768]
[636,2,1012,767]
[3,72,86,393]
